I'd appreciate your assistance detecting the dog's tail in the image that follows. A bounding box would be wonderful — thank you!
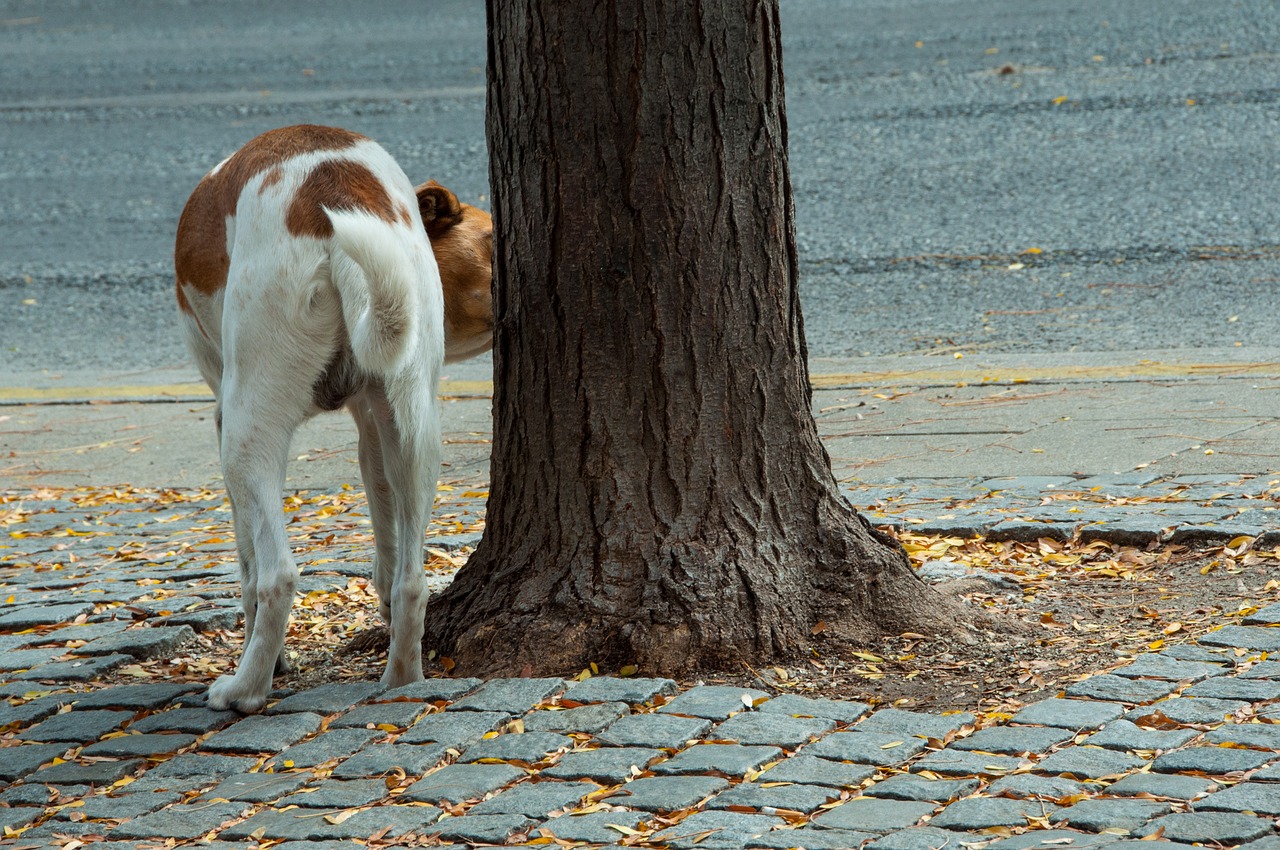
[326,210,417,374]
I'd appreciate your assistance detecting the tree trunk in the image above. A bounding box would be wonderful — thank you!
[422,0,956,676]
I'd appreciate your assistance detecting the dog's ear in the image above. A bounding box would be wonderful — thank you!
[416,180,464,239]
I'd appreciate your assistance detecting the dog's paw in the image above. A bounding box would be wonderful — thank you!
[380,663,424,690]
[207,674,268,714]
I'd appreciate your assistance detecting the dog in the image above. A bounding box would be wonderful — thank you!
[174,124,493,712]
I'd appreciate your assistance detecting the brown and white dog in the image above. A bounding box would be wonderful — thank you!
[175,124,492,712]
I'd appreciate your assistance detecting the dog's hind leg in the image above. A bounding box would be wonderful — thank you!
[349,397,397,624]
[359,373,441,688]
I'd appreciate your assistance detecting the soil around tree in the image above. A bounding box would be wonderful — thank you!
[312,534,1275,718]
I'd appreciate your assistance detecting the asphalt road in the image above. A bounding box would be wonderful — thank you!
[2,0,1277,373]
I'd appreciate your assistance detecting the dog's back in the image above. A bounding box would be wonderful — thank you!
[175,124,442,405]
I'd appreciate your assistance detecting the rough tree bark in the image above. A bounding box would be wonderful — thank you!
[421,0,961,676]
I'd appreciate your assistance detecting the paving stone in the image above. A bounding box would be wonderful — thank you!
[20,708,133,743]
[1193,782,1280,815]
[1106,773,1217,799]
[1201,626,1280,652]
[32,757,144,786]
[750,826,881,850]
[198,771,312,802]
[1206,723,1280,750]
[1241,839,1280,850]
[598,712,712,748]
[1127,698,1249,726]
[428,813,538,844]
[804,731,928,766]
[931,796,1060,830]
[1115,654,1228,682]
[707,781,841,813]
[1185,677,1280,701]
[261,728,384,770]
[326,700,430,730]
[988,520,1077,543]
[1162,646,1237,664]
[265,681,386,715]
[76,625,195,659]
[0,783,57,806]
[542,746,664,782]
[141,752,257,781]
[866,826,965,850]
[460,730,574,763]
[448,677,565,713]
[221,804,442,841]
[0,807,41,833]
[538,810,649,844]
[952,725,1075,755]
[0,742,69,782]
[202,711,323,753]
[1170,523,1266,545]
[1036,746,1147,780]
[12,652,133,681]
[1051,799,1170,833]
[128,706,241,734]
[469,779,600,816]
[33,620,133,647]
[1082,719,1200,753]
[757,754,877,789]
[331,741,451,778]
[757,693,872,724]
[278,778,389,808]
[910,749,1030,777]
[654,811,783,849]
[650,743,782,776]
[1244,603,1280,626]
[1152,746,1276,775]
[983,829,1122,850]
[523,701,630,734]
[65,790,183,820]
[855,708,975,740]
[80,732,197,758]
[0,602,93,628]
[1240,661,1280,680]
[398,709,509,746]
[1255,761,1280,780]
[0,694,64,728]
[659,685,772,720]
[402,763,524,804]
[69,682,201,711]
[1077,518,1175,547]
[864,775,979,803]
[1065,675,1179,704]
[375,677,483,702]
[713,711,836,749]
[565,676,678,704]
[1013,699,1126,730]
[604,775,730,811]
[0,647,67,671]
[986,774,1090,800]
[1136,812,1275,844]
[154,606,241,631]
[812,798,937,833]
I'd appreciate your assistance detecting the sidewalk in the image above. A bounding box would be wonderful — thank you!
[2,347,1280,848]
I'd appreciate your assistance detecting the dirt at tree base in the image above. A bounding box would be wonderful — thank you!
[290,536,1280,720]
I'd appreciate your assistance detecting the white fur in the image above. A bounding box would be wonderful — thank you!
[179,136,444,713]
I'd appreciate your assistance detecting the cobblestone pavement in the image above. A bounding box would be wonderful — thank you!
[3,480,1280,849]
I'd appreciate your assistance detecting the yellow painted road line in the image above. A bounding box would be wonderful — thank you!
[3,361,1278,404]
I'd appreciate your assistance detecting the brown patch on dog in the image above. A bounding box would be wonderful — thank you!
[429,202,495,360]
[286,159,400,240]
[175,125,365,300]
[258,166,284,194]
[416,180,464,239]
